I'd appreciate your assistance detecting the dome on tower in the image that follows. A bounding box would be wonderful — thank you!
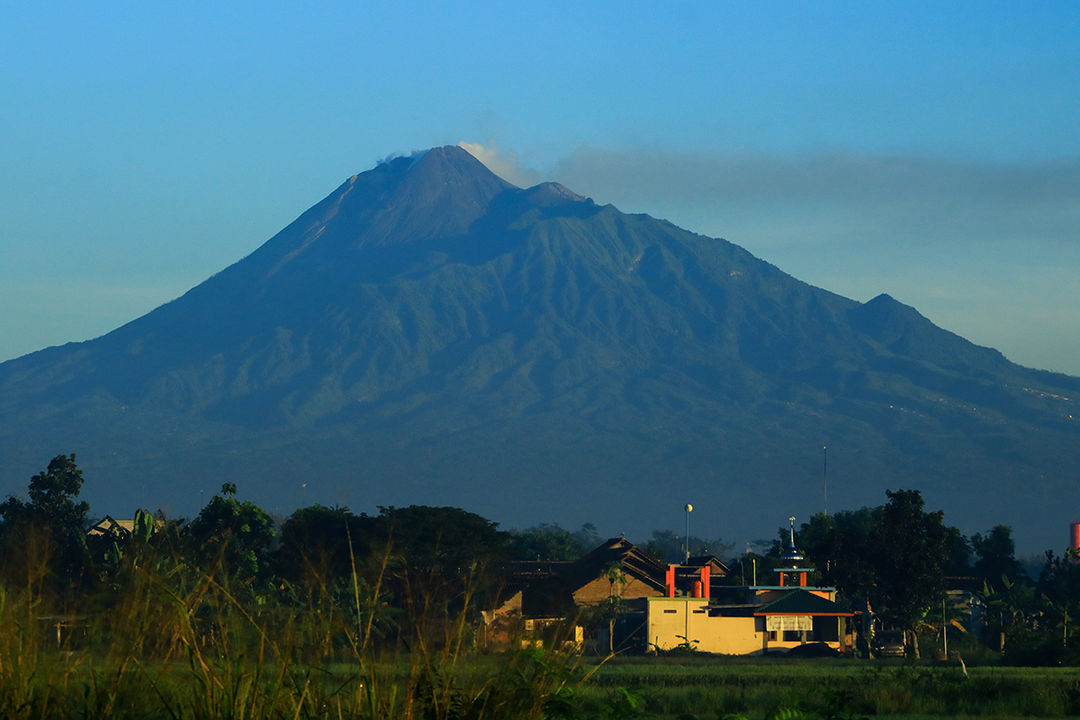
[780,515,805,565]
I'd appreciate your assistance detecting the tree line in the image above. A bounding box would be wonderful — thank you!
[2,453,1078,664]
[773,489,1080,664]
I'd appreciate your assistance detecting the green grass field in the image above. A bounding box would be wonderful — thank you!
[573,655,1080,719]
[1,542,1074,720]
[3,643,1080,719]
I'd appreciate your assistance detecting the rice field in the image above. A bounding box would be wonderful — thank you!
[3,634,1078,720]
[575,655,1080,719]
[0,512,1074,720]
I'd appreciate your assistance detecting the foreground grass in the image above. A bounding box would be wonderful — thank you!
[575,655,1080,719]
[0,649,594,719]
[3,648,1080,719]
[2,562,1077,720]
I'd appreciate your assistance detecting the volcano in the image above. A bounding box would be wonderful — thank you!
[2,145,1077,551]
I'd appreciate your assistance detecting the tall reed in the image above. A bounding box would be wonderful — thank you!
[0,519,595,719]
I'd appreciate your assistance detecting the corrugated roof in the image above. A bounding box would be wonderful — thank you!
[570,537,668,592]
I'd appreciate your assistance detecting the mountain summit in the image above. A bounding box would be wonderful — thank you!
[2,146,1077,550]
[266,146,514,254]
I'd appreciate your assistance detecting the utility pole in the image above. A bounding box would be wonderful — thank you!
[942,597,948,659]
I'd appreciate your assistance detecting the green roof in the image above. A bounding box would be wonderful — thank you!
[754,590,853,616]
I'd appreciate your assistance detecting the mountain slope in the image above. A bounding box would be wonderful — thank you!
[2,146,1077,551]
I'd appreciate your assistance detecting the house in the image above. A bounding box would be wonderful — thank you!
[643,517,855,655]
[492,537,686,619]
[643,587,854,655]
[86,510,160,540]
[486,520,857,656]
[87,515,136,539]
[484,537,729,650]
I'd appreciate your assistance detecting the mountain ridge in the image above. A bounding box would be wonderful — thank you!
[1,145,1077,552]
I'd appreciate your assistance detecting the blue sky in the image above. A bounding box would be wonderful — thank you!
[2,1,1079,375]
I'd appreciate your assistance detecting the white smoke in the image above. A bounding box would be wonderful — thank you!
[458,141,541,188]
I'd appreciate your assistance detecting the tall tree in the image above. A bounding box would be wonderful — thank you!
[873,489,952,654]
[276,504,374,585]
[972,525,1025,592]
[0,453,92,591]
[375,505,511,578]
[797,490,953,657]
[945,526,973,577]
[510,522,594,561]
[1033,550,1080,664]
[185,483,275,581]
[644,529,734,564]
[798,508,878,605]
[373,505,512,645]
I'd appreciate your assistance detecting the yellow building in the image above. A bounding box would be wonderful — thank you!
[645,588,854,655]
[645,518,855,655]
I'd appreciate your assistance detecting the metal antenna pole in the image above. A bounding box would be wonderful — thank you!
[823,445,828,516]
[684,503,693,564]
